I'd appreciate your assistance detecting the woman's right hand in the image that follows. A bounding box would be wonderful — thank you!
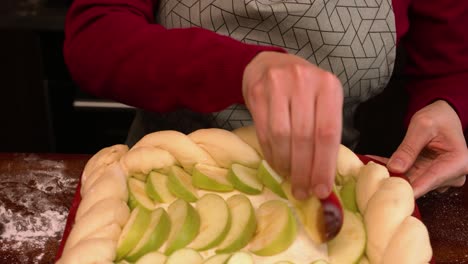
[242,51,344,201]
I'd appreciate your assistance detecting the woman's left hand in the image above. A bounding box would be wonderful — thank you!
[370,100,467,198]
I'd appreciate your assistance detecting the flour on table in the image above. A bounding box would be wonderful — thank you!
[0,206,67,251]
[0,157,78,263]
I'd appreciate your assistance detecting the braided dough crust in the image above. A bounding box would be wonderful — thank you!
[57,126,432,264]
[133,130,217,172]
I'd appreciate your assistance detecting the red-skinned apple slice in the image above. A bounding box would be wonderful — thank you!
[257,160,343,242]
[282,182,343,243]
[320,191,344,242]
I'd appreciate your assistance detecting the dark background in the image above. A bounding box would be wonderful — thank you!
[0,0,135,154]
[0,0,408,156]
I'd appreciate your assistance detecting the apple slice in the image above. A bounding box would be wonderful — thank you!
[165,199,201,255]
[135,252,167,264]
[282,182,343,243]
[167,166,198,202]
[250,200,297,256]
[189,194,231,251]
[339,178,358,213]
[128,178,157,211]
[257,160,286,198]
[166,248,203,264]
[319,191,344,242]
[125,208,171,262]
[216,194,257,253]
[274,262,295,264]
[327,210,366,264]
[226,252,254,264]
[115,207,151,261]
[146,171,176,203]
[359,256,370,264]
[192,163,234,192]
[228,164,263,195]
[310,260,329,264]
[203,254,231,264]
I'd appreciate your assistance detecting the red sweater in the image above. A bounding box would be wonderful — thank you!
[64,0,468,132]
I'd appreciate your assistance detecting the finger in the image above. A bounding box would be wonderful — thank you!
[444,174,466,188]
[388,116,436,173]
[411,160,463,198]
[246,83,272,164]
[415,175,466,198]
[310,73,343,199]
[290,75,317,200]
[365,155,389,165]
[436,186,450,193]
[267,76,292,177]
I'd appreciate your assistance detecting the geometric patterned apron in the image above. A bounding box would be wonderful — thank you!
[127,0,397,148]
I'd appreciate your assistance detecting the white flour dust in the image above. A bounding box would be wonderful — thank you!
[0,157,77,263]
[0,207,67,248]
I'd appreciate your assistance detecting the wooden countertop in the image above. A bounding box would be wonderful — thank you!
[0,153,467,264]
[0,153,89,264]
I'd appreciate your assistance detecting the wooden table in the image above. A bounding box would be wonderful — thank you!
[0,153,467,264]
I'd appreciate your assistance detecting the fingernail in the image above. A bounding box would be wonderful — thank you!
[293,189,308,200]
[314,184,329,199]
[389,158,405,171]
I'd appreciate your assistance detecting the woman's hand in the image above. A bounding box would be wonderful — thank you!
[386,100,467,198]
[242,51,343,200]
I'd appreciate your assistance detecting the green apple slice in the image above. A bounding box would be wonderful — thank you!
[125,208,171,262]
[250,200,297,256]
[202,254,231,264]
[216,194,256,253]
[135,252,167,264]
[358,256,370,264]
[116,207,151,261]
[165,199,201,255]
[274,261,295,264]
[327,210,366,264]
[282,182,325,244]
[228,164,263,195]
[226,252,254,264]
[192,163,234,192]
[128,178,157,211]
[257,160,286,198]
[310,260,329,264]
[189,194,231,251]
[339,178,358,213]
[146,171,177,203]
[166,248,203,264]
[167,166,198,202]
[116,261,131,264]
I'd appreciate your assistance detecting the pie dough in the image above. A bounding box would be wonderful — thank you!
[56,126,433,264]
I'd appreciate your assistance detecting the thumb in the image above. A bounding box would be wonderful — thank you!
[388,120,434,173]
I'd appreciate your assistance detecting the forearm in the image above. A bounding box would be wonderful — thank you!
[64,0,285,113]
[402,0,468,132]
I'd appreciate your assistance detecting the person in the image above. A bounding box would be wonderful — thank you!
[63,0,467,201]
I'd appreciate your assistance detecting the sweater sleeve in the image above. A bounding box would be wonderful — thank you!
[64,0,285,113]
[402,0,468,132]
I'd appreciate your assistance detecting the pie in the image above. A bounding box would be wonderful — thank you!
[56,126,433,264]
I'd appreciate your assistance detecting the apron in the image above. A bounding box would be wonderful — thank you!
[127,0,397,149]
